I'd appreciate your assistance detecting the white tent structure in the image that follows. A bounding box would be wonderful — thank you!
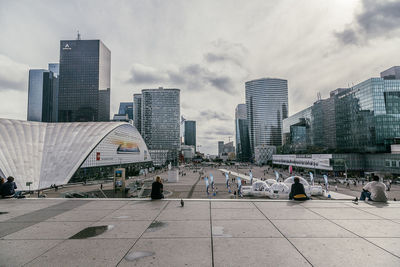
[0,119,151,190]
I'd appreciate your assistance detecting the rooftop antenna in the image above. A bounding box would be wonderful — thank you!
[77,30,81,40]
[317,92,322,101]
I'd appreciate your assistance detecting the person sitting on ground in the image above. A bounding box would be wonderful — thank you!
[151,176,164,200]
[1,176,17,198]
[289,177,309,201]
[360,175,387,202]
[0,178,5,195]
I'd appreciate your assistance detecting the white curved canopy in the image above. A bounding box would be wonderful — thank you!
[284,176,310,187]
[0,119,150,190]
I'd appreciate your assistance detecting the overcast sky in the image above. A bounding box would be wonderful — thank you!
[1,0,400,154]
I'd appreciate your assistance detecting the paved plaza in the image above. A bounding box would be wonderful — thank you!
[1,198,400,266]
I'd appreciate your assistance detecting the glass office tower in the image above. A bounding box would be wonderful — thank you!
[133,94,142,134]
[58,39,111,122]
[118,102,133,120]
[184,120,196,150]
[27,69,58,122]
[245,78,288,156]
[141,87,180,166]
[235,104,250,161]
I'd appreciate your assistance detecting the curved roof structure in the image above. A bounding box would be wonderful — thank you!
[0,119,151,190]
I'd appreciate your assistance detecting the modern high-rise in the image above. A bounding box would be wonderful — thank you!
[58,39,111,122]
[184,120,196,150]
[141,87,180,166]
[133,94,142,134]
[245,78,288,156]
[235,104,251,161]
[118,102,133,120]
[27,68,58,122]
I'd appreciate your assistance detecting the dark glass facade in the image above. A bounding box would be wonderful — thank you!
[58,40,111,122]
[118,102,133,120]
[283,73,400,154]
[133,94,142,134]
[27,69,58,122]
[184,120,196,150]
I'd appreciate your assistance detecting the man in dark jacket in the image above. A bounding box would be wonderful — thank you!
[151,176,164,200]
[1,176,17,197]
[289,177,309,201]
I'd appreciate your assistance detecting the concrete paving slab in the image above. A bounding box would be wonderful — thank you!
[0,210,34,222]
[120,200,168,210]
[300,201,352,208]
[26,238,136,267]
[366,238,400,257]
[2,221,93,240]
[0,222,35,239]
[211,208,265,220]
[211,201,255,209]
[101,209,161,221]
[272,219,356,238]
[332,219,400,237]
[213,237,311,267]
[101,209,160,221]
[143,220,210,238]
[157,204,210,221]
[0,239,62,266]
[119,238,212,267]
[46,209,114,222]
[91,221,151,239]
[290,237,400,267]
[359,208,400,219]
[254,201,305,209]
[258,208,324,220]
[212,219,282,238]
[310,207,381,220]
[75,200,128,210]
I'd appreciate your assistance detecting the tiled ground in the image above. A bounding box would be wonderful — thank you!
[1,198,400,266]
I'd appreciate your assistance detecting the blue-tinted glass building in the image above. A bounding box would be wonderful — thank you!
[133,94,142,134]
[58,39,111,122]
[184,120,196,150]
[27,69,58,122]
[245,78,288,157]
[235,104,251,161]
[118,102,133,120]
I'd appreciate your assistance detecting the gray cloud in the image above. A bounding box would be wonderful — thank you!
[127,62,236,93]
[204,126,234,136]
[198,110,232,121]
[335,0,400,45]
[0,55,28,92]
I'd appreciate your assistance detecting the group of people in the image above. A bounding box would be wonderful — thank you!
[0,176,17,198]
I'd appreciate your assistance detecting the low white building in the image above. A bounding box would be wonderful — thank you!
[0,119,152,190]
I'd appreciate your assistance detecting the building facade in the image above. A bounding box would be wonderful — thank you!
[184,120,196,150]
[27,69,58,122]
[58,39,111,122]
[141,87,180,166]
[118,102,133,120]
[279,67,400,176]
[235,104,250,161]
[245,78,288,157]
[133,94,142,134]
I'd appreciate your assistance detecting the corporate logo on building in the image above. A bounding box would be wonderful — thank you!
[62,43,71,50]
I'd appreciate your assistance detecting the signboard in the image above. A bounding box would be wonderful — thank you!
[272,154,333,170]
[113,168,126,193]
[96,152,101,161]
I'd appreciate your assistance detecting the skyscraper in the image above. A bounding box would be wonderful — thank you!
[184,120,196,150]
[133,94,142,134]
[235,104,250,161]
[58,39,111,122]
[27,68,58,122]
[141,87,180,166]
[118,102,133,120]
[245,78,288,156]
